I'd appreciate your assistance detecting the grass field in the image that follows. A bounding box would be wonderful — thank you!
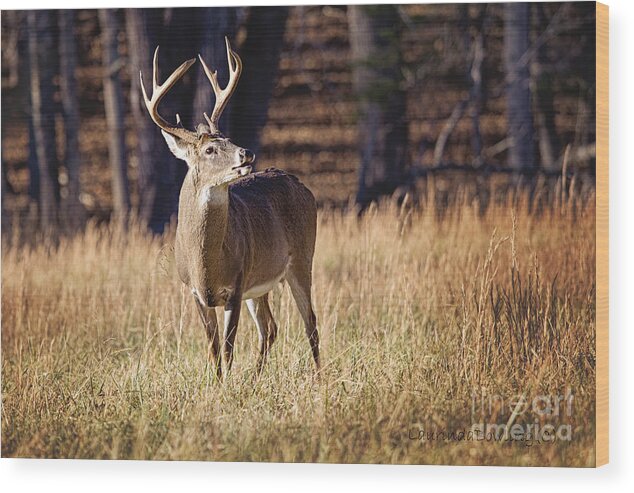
[1,185,596,466]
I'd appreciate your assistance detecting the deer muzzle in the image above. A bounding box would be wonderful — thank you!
[231,148,255,177]
[240,148,255,165]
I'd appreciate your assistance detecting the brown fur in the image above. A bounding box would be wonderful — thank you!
[174,166,319,377]
[175,168,316,308]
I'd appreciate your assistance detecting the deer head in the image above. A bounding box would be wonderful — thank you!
[140,37,255,187]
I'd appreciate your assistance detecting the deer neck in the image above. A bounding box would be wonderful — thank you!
[177,171,232,290]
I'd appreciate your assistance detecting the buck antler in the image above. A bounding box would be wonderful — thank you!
[140,47,198,143]
[198,36,243,135]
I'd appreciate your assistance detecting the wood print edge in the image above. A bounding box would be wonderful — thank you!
[595,0,609,468]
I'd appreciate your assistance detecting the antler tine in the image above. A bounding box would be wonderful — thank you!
[140,46,198,143]
[199,36,242,135]
[152,46,159,91]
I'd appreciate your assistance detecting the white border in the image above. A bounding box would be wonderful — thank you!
[1,0,632,491]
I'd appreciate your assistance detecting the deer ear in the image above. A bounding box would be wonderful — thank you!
[161,130,190,163]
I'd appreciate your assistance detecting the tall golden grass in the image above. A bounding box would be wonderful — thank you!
[1,182,596,465]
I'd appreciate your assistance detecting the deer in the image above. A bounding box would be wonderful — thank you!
[140,37,319,380]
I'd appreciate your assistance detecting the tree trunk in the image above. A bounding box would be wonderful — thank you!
[468,6,486,166]
[99,9,130,225]
[27,115,40,207]
[0,11,21,225]
[348,5,408,209]
[59,10,84,230]
[133,7,204,232]
[504,3,535,170]
[230,6,288,161]
[8,12,40,218]
[27,10,60,230]
[192,8,238,135]
[530,3,560,171]
[125,8,160,231]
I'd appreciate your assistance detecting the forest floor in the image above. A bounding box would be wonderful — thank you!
[1,185,596,466]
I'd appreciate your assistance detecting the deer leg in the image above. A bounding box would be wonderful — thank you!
[195,298,222,381]
[246,294,278,374]
[262,295,278,349]
[286,267,320,372]
[222,294,242,374]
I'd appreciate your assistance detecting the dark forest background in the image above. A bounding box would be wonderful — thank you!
[1,3,597,234]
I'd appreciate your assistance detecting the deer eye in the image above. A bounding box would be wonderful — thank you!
[205,147,216,156]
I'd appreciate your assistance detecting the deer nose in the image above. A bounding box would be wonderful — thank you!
[240,148,255,164]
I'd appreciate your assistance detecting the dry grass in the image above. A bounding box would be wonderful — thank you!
[1,186,596,466]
